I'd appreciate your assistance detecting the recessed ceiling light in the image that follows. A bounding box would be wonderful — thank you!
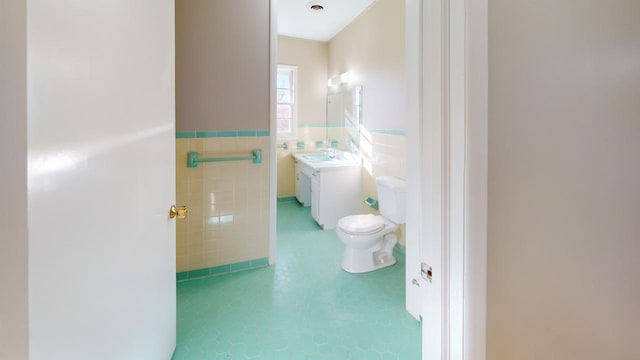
[307,1,325,13]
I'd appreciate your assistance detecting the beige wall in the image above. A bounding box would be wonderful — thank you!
[174,0,272,272]
[276,0,408,201]
[276,36,328,198]
[278,36,328,126]
[0,0,29,358]
[488,1,640,359]
[176,0,270,132]
[328,0,405,132]
[276,149,296,198]
[176,137,270,273]
[327,0,406,245]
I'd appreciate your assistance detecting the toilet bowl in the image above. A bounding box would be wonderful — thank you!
[337,176,406,273]
[336,214,399,273]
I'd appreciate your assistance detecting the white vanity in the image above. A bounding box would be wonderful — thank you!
[293,152,361,230]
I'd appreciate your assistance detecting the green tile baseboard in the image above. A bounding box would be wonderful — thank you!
[394,243,406,255]
[277,196,297,203]
[176,130,270,139]
[176,257,269,281]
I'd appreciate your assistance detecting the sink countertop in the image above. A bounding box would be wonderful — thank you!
[292,152,360,170]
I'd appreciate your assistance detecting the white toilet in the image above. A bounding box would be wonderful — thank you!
[336,176,406,273]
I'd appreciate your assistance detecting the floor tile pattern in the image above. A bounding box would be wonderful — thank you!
[173,201,421,359]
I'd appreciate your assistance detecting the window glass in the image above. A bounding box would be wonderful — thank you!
[276,65,297,139]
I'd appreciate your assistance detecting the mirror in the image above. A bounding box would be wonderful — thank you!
[326,85,362,152]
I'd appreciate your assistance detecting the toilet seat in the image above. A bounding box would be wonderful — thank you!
[338,214,386,235]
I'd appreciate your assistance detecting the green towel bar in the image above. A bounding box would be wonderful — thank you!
[187,149,262,168]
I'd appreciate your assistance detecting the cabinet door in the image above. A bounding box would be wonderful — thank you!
[294,162,301,203]
[311,173,320,224]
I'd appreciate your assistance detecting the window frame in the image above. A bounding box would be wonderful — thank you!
[276,64,298,140]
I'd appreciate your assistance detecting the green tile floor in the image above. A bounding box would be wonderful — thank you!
[173,200,421,359]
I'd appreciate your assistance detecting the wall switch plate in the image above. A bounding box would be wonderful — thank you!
[421,263,432,282]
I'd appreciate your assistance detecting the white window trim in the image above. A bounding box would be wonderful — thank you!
[276,64,298,140]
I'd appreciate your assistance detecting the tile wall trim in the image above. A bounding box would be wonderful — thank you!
[368,129,406,136]
[177,250,403,282]
[299,123,328,128]
[277,196,297,203]
[176,257,270,281]
[298,123,346,128]
[176,130,270,139]
[177,128,406,138]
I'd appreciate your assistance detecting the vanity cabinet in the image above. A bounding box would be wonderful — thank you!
[310,172,320,223]
[294,161,311,207]
[294,157,361,230]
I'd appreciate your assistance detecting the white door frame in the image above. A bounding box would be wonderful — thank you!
[406,0,488,359]
[268,0,278,265]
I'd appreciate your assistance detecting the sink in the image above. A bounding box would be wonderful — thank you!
[302,154,334,162]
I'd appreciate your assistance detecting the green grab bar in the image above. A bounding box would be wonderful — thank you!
[187,149,262,168]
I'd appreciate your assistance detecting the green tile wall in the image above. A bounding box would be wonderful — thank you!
[176,130,270,139]
[176,258,270,281]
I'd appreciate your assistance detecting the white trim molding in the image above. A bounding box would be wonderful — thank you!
[404,0,424,321]
[463,0,488,358]
[406,0,487,359]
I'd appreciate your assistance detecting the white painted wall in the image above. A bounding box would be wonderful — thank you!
[27,1,176,359]
[328,0,407,245]
[328,0,405,132]
[488,1,640,358]
[276,36,328,198]
[0,0,29,359]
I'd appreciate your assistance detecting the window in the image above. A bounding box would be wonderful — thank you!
[277,65,298,139]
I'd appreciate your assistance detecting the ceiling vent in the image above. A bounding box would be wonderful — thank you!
[307,1,325,13]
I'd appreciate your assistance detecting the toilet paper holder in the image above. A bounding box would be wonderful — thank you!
[364,197,379,210]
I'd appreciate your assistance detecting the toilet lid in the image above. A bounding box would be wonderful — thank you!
[339,214,385,235]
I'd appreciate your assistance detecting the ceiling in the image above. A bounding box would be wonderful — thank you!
[278,0,377,42]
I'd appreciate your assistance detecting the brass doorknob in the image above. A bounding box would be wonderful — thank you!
[169,205,188,219]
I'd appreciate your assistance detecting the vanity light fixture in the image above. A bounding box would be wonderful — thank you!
[328,72,350,87]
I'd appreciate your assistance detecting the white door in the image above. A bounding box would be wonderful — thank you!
[405,0,487,359]
[27,1,176,359]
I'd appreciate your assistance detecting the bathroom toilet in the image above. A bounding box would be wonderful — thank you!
[336,176,406,273]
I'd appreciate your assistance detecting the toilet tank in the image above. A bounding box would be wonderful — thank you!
[375,176,406,224]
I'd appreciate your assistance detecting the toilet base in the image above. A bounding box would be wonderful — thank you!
[340,247,397,274]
